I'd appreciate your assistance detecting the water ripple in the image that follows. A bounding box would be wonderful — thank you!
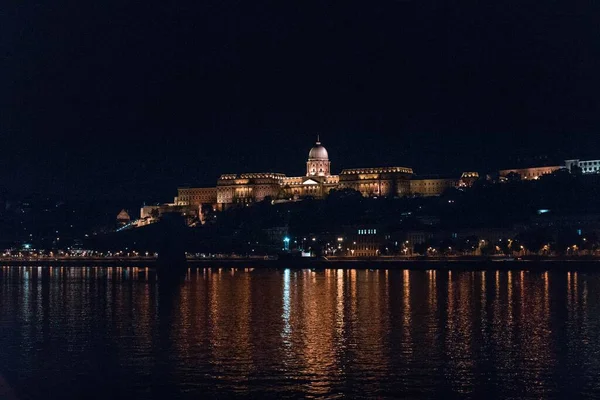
[0,267,598,398]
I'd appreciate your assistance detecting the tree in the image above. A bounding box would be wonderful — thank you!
[457,235,478,255]
[505,172,521,183]
[413,242,427,255]
[555,228,582,256]
[518,229,552,255]
[327,188,363,202]
[480,241,494,256]
[498,239,512,255]
[200,204,216,225]
[571,164,583,176]
[277,187,290,200]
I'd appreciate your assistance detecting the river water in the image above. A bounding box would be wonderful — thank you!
[0,266,599,399]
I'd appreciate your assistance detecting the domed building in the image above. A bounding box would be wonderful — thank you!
[306,137,331,177]
[308,142,328,159]
[167,137,465,216]
[276,137,339,199]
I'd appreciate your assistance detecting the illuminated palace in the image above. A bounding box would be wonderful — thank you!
[141,139,476,219]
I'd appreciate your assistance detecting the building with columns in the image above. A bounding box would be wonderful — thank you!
[338,167,413,197]
[565,159,600,174]
[499,165,562,180]
[147,139,471,220]
[306,137,331,177]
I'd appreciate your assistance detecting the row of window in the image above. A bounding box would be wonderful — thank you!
[414,181,453,186]
[358,229,377,235]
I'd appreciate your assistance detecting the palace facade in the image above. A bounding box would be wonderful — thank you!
[498,165,561,180]
[142,139,475,221]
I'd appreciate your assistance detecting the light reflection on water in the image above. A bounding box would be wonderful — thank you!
[0,266,599,398]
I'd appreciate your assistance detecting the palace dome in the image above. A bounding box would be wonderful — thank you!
[308,140,329,160]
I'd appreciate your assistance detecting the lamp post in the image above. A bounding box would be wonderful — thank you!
[283,237,290,252]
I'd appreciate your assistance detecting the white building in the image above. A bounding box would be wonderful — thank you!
[565,159,600,174]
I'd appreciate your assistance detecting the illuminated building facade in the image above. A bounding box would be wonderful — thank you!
[459,172,479,187]
[159,139,471,217]
[351,228,383,257]
[499,166,561,180]
[175,187,217,206]
[116,209,131,226]
[216,173,284,206]
[139,204,200,226]
[499,159,600,181]
[306,137,331,177]
[409,176,459,197]
[338,167,413,197]
[565,159,600,174]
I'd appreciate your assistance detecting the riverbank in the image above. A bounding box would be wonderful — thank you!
[2,256,600,270]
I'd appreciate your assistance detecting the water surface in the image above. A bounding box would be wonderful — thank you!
[0,266,599,399]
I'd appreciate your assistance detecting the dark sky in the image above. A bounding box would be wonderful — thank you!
[2,1,600,204]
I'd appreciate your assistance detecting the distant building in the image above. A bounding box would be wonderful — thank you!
[338,167,413,197]
[151,139,473,221]
[415,215,441,226]
[172,138,420,210]
[139,204,199,226]
[350,227,384,257]
[175,187,217,207]
[445,228,517,244]
[459,172,479,187]
[409,175,458,197]
[116,209,130,226]
[262,226,290,247]
[564,159,600,174]
[499,165,562,180]
[218,173,288,206]
[519,212,600,231]
[499,157,600,180]
[404,230,434,247]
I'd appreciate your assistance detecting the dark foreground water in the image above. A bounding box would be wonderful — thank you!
[1,266,600,399]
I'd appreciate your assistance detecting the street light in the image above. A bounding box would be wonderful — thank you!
[283,237,290,251]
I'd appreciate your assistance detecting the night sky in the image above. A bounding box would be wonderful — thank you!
[3,1,600,205]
